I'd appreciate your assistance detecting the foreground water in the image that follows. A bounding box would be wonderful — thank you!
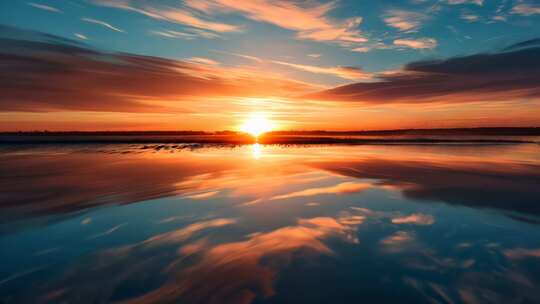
[1,143,540,303]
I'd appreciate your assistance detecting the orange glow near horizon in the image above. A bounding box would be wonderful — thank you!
[239,113,274,137]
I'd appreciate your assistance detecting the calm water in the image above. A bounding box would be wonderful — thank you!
[1,143,540,303]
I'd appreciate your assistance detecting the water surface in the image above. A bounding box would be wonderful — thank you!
[1,143,540,303]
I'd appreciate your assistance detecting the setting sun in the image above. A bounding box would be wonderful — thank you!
[239,113,273,137]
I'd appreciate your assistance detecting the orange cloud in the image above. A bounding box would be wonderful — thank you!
[380,231,416,253]
[504,248,540,259]
[146,0,369,48]
[394,38,438,49]
[139,217,348,303]
[271,182,370,200]
[392,213,435,225]
[142,218,237,246]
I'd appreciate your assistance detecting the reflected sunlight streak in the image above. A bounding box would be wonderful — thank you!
[252,143,262,159]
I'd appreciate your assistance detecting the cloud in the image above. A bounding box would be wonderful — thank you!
[193,1,367,46]
[461,13,479,22]
[0,26,316,113]
[28,2,61,12]
[212,50,263,63]
[142,218,237,245]
[511,3,540,16]
[308,53,321,58]
[351,47,370,53]
[504,248,540,259]
[45,216,350,303]
[392,213,435,225]
[313,155,540,218]
[88,223,127,239]
[187,57,220,65]
[446,0,483,5]
[272,60,372,80]
[305,38,540,105]
[96,0,367,48]
[74,33,87,40]
[151,29,219,39]
[383,9,428,32]
[503,38,540,51]
[94,0,241,34]
[271,182,370,200]
[380,231,416,251]
[182,190,220,199]
[394,38,437,49]
[0,144,238,231]
[81,17,124,32]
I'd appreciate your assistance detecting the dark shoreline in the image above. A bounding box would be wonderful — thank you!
[2,127,540,137]
[0,136,537,145]
[1,128,539,145]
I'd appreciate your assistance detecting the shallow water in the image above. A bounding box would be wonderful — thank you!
[1,143,540,303]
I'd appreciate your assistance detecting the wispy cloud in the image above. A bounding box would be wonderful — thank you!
[74,33,88,40]
[351,47,370,53]
[511,3,540,16]
[446,0,483,5]
[187,57,220,66]
[461,13,480,22]
[82,17,124,32]
[504,248,540,259]
[383,9,428,32]
[94,0,241,34]
[151,29,219,39]
[88,223,127,239]
[144,218,237,245]
[187,0,367,45]
[308,54,321,58]
[271,182,370,200]
[212,50,263,63]
[394,38,437,49]
[380,231,416,251]
[28,2,61,13]
[392,213,435,225]
[182,190,220,198]
[273,60,372,80]
[96,0,368,49]
[492,15,507,22]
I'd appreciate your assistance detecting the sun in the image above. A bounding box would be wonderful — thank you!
[240,113,273,137]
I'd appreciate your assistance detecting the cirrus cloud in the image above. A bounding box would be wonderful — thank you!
[95,0,368,49]
[272,60,372,80]
[394,38,438,49]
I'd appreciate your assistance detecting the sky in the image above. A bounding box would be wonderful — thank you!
[0,0,539,131]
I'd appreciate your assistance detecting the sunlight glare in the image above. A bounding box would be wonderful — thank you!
[240,113,273,137]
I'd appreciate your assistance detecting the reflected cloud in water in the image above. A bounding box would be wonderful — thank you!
[42,217,356,304]
[1,144,540,303]
[313,152,540,218]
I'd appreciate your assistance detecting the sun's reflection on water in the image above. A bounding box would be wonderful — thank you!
[252,143,262,159]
